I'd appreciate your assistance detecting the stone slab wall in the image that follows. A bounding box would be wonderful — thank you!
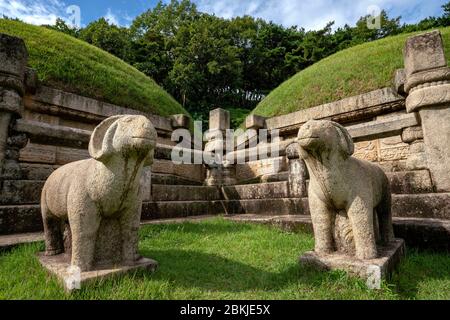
[236,90,422,182]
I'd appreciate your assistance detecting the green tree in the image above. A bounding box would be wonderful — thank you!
[169,14,242,118]
[79,18,132,61]
[351,10,401,44]
[42,0,448,123]
[44,18,80,38]
[441,1,450,26]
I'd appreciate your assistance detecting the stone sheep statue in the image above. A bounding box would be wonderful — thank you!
[297,120,395,260]
[41,115,157,271]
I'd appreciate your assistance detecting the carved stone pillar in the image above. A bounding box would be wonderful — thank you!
[0,34,28,179]
[403,30,450,192]
[401,125,427,171]
[286,143,307,198]
[204,108,236,186]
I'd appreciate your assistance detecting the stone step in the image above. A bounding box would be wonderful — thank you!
[0,205,42,235]
[141,201,224,220]
[237,172,289,185]
[225,215,450,252]
[387,170,434,194]
[2,193,450,235]
[151,185,222,202]
[223,198,307,215]
[151,173,202,186]
[0,180,45,205]
[392,193,450,219]
[222,181,290,200]
[300,193,450,219]
[0,232,44,252]
[304,170,434,195]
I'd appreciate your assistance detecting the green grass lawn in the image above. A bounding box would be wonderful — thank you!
[253,27,450,118]
[0,218,449,300]
[0,19,188,117]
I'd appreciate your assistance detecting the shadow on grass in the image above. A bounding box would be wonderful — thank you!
[389,249,450,299]
[138,248,345,292]
[136,247,450,299]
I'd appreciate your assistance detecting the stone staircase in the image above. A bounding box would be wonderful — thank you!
[1,168,450,253]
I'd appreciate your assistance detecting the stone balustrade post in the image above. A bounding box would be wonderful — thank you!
[403,30,450,192]
[0,34,28,179]
[286,143,307,198]
[204,108,236,186]
[401,125,427,171]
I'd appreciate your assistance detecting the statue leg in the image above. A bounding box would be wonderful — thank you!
[42,201,64,256]
[68,200,101,272]
[347,197,377,260]
[309,192,335,254]
[120,203,142,264]
[376,190,395,244]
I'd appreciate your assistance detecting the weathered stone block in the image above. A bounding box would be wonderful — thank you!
[222,182,289,200]
[171,114,191,129]
[0,159,23,179]
[0,33,28,90]
[394,69,406,95]
[353,140,378,162]
[140,167,152,202]
[19,143,57,164]
[379,135,409,162]
[209,108,230,131]
[288,158,307,197]
[224,198,305,215]
[152,159,205,183]
[150,173,202,186]
[152,185,222,201]
[19,163,58,180]
[236,157,288,181]
[404,30,447,76]
[418,106,450,191]
[299,239,405,288]
[386,170,433,194]
[392,193,450,219]
[141,201,224,220]
[245,114,266,130]
[0,204,42,235]
[348,112,419,141]
[24,68,38,94]
[38,253,157,292]
[0,232,44,252]
[402,126,423,143]
[0,180,44,204]
[405,141,428,171]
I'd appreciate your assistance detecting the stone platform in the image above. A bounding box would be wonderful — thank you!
[38,253,158,292]
[299,239,405,289]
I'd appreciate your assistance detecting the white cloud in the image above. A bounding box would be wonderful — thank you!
[104,8,119,26]
[0,0,68,25]
[193,0,447,30]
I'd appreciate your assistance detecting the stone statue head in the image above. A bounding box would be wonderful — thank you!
[297,120,354,159]
[88,115,157,165]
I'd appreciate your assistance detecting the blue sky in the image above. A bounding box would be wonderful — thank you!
[0,0,448,30]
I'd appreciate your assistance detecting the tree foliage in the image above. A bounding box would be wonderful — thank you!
[42,0,450,123]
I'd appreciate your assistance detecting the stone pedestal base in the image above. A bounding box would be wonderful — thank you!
[299,239,405,289]
[38,253,158,292]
